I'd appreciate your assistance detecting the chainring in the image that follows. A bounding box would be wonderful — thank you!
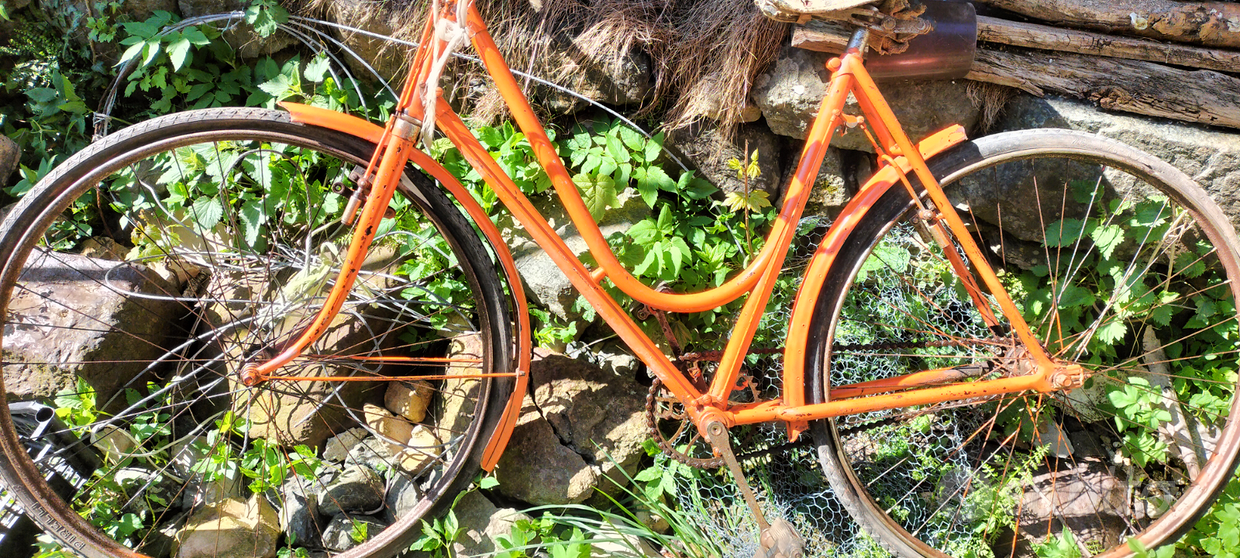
[645,378,726,469]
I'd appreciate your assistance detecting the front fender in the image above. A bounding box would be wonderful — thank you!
[781,124,969,440]
[280,102,531,472]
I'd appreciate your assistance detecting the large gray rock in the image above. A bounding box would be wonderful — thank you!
[993,95,1240,230]
[174,496,281,558]
[279,480,321,548]
[498,194,650,323]
[405,490,529,558]
[495,404,598,505]
[321,514,388,552]
[3,250,183,409]
[319,465,384,516]
[1015,461,1129,551]
[495,350,649,505]
[808,147,851,211]
[383,474,421,524]
[752,46,980,151]
[667,120,786,199]
[0,135,18,188]
[141,509,189,558]
[450,490,528,557]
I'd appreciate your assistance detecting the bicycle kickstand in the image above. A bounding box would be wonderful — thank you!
[702,419,805,558]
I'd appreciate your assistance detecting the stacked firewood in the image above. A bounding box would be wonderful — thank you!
[792,0,1240,129]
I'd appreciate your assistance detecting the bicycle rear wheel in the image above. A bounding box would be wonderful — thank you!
[806,130,1240,557]
[0,108,514,558]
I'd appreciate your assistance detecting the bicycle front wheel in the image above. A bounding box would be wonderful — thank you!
[806,130,1240,557]
[0,108,514,558]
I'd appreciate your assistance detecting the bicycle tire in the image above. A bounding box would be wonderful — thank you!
[0,107,514,558]
[806,129,1240,557]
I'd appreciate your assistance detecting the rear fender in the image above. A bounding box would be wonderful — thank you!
[781,125,969,440]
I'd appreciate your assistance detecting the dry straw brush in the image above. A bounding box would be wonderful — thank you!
[303,0,790,134]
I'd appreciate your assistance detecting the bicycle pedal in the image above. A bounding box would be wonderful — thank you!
[703,419,805,558]
[756,519,804,558]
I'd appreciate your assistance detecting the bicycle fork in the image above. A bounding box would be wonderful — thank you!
[238,113,422,386]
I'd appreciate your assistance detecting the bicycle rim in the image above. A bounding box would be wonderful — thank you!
[0,108,513,558]
[807,130,1240,557]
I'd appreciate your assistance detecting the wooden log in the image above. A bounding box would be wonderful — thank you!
[965,48,1240,129]
[976,15,1240,74]
[791,22,1240,129]
[793,16,1240,73]
[975,0,1240,50]
[790,19,852,52]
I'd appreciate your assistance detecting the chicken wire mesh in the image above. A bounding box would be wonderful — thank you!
[648,213,1010,558]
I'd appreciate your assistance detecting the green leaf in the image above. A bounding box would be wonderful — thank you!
[1054,283,1095,309]
[644,132,664,163]
[1149,303,1176,327]
[258,73,295,100]
[572,173,618,220]
[240,199,266,248]
[667,236,691,278]
[477,126,504,148]
[679,174,719,200]
[1175,250,1207,278]
[167,37,192,70]
[190,197,223,230]
[1090,224,1124,260]
[637,165,675,198]
[634,168,659,208]
[1044,218,1086,247]
[722,189,771,214]
[655,204,674,234]
[1094,319,1128,347]
[627,219,659,244]
[304,54,331,83]
[119,41,146,65]
[245,1,288,37]
[605,134,630,164]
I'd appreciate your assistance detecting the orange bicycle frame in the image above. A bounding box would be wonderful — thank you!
[268,1,1074,466]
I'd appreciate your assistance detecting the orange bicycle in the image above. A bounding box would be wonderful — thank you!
[2,0,1239,556]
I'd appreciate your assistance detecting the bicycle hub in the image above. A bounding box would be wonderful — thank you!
[239,363,264,387]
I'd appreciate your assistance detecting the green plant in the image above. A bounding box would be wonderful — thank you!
[41,380,178,553]
[1000,180,1239,470]
[349,519,371,544]
[410,508,463,557]
[429,117,785,350]
[722,148,770,254]
[1033,527,1082,558]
